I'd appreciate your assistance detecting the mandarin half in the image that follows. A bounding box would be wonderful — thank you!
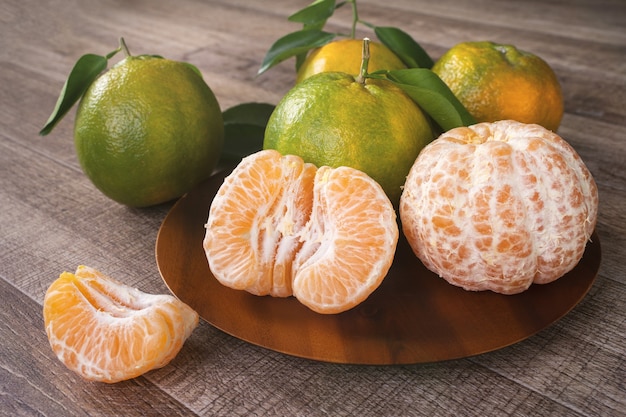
[399,120,598,294]
[203,150,399,314]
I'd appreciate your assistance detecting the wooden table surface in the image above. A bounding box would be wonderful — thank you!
[2,0,624,415]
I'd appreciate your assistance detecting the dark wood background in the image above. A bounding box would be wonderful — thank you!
[1,0,624,415]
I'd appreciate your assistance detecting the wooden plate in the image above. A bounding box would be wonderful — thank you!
[155,169,601,365]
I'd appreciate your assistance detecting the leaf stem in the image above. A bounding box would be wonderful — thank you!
[356,37,370,85]
[119,37,132,57]
[349,0,358,39]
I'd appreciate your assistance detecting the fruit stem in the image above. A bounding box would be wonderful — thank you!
[356,37,370,85]
[349,0,358,39]
[119,37,132,57]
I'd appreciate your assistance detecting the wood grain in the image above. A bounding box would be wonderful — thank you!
[1,0,625,415]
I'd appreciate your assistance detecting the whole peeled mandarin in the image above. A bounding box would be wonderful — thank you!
[400,120,598,294]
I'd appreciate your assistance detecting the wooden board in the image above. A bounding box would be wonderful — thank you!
[156,168,601,365]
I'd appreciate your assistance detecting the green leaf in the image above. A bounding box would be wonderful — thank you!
[258,29,336,75]
[223,102,275,130]
[386,68,476,131]
[39,54,109,136]
[288,0,336,25]
[374,26,434,69]
[220,102,276,162]
[295,53,308,73]
[289,0,338,69]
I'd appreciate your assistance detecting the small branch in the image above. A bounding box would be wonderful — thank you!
[356,37,370,85]
[119,37,132,57]
[350,0,358,39]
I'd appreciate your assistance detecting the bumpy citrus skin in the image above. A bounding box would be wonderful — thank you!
[399,120,598,294]
[432,41,564,132]
[264,72,433,204]
[74,56,224,207]
[296,39,406,83]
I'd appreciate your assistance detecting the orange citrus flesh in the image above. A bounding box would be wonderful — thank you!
[43,265,199,383]
[203,150,399,314]
[400,120,598,294]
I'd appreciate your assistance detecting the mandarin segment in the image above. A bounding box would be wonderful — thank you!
[400,120,598,294]
[203,150,398,314]
[43,265,198,383]
[204,150,317,297]
[292,166,399,313]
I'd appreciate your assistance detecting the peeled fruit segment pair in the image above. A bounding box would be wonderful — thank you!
[400,120,598,294]
[203,149,399,314]
[43,265,198,383]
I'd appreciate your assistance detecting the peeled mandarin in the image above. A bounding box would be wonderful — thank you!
[399,120,598,294]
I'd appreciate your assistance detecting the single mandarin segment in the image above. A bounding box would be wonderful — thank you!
[296,38,406,83]
[399,120,598,294]
[432,41,564,132]
[74,55,224,207]
[203,150,399,314]
[264,72,434,205]
[43,265,199,383]
[205,150,318,298]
